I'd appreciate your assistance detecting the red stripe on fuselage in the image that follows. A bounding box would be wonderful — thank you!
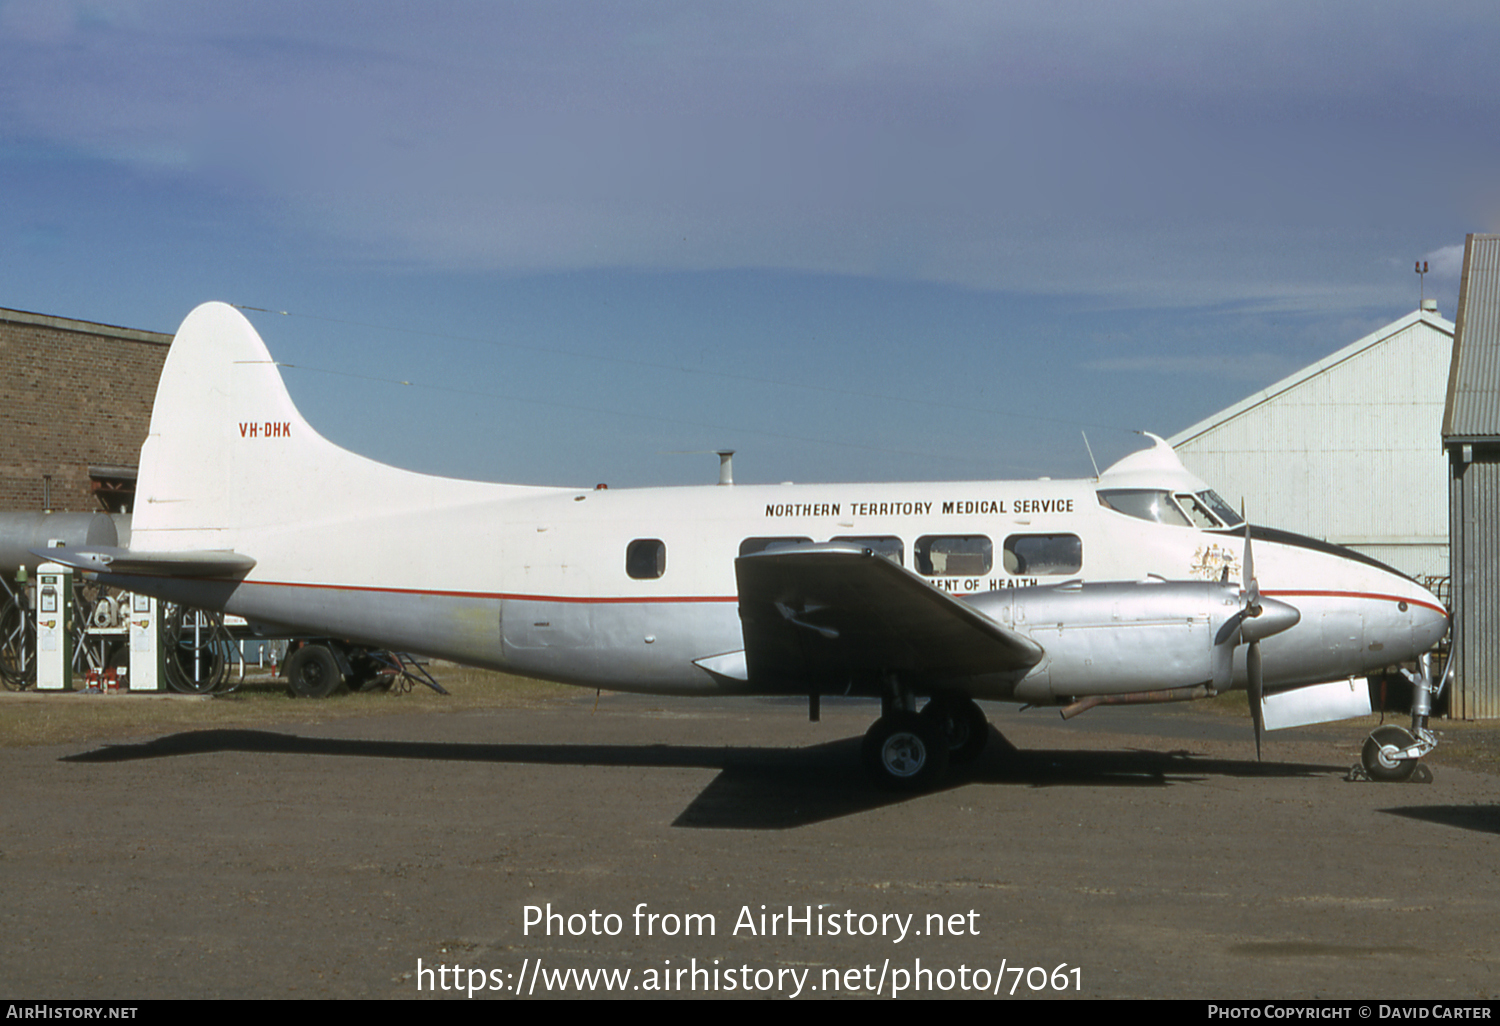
[247,578,739,604]
[1264,589,1447,618]
[235,581,1446,617]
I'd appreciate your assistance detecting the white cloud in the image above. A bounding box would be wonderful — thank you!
[3,1,1497,312]
[1081,352,1302,383]
[1424,243,1465,279]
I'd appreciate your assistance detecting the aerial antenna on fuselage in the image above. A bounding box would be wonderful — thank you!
[1081,432,1101,480]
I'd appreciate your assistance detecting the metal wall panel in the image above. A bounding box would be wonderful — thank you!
[1447,235,1500,438]
[1173,313,1452,580]
[1450,450,1500,719]
[1446,236,1500,719]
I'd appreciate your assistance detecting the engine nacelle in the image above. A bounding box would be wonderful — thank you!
[967,580,1289,703]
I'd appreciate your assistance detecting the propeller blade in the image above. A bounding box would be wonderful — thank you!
[1247,639,1264,761]
[1242,520,1260,612]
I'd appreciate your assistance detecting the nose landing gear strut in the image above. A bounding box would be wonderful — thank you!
[1353,652,1442,783]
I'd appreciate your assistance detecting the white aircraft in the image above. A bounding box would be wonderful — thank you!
[48,303,1448,788]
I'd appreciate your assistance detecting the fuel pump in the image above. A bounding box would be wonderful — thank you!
[127,591,164,691]
[34,562,72,691]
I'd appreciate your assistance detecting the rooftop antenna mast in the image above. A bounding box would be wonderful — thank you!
[1081,432,1101,480]
[1416,260,1429,306]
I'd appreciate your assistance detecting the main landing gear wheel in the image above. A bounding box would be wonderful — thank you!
[862,712,949,791]
[1361,725,1420,783]
[920,696,990,766]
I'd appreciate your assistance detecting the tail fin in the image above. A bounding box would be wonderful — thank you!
[133,302,310,548]
[130,302,512,561]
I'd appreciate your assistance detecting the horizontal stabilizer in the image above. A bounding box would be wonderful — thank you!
[735,543,1043,687]
[33,545,256,579]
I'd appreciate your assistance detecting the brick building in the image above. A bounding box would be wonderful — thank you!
[0,307,171,514]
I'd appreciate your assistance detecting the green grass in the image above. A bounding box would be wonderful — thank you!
[0,665,578,747]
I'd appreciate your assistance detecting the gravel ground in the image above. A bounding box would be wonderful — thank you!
[1,681,1497,1001]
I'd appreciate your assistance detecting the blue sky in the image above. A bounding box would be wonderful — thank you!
[3,1,1494,487]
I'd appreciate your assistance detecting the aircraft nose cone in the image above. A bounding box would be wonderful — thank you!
[1240,596,1301,643]
[1411,599,1449,654]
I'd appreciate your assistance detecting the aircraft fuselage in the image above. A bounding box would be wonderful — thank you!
[119,473,1443,702]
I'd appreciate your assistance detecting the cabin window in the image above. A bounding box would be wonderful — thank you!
[1003,533,1082,575]
[1096,489,1193,527]
[739,536,815,557]
[914,535,992,576]
[831,535,904,566]
[626,538,666,579]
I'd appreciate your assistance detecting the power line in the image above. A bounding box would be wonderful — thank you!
[273,360,1053,472]
[233,303,1124,434]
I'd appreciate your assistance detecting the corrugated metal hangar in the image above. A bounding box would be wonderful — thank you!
[1169,304,1454,585]
[1444,233,1500,719]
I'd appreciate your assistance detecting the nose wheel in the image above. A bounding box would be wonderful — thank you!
[1353,654,1443,783]
[1360,725,1420,782]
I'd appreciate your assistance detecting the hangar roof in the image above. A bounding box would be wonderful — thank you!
[1443,234,1500,444]
[1170,306,1454,447]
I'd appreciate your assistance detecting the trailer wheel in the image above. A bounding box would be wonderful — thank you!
[285,644,345,699]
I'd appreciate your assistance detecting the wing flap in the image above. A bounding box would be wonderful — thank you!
[735,544,1042,687]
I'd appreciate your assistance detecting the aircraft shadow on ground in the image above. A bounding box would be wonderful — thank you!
[61,728,1340,830]
[1379,805,1500,835]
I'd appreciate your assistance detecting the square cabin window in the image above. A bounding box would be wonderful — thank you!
[738,536,815,557]
[831,535,904,566]
[626,539,666,579]
[914,535,993,576]
[1003,533,1082,575]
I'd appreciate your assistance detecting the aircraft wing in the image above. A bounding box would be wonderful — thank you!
[733,543,1043,688]
[30,545,256,579]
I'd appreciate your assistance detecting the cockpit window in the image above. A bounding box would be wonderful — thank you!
[1096,489,1193,527]
[1196,490,1243,527]
[1175,493,1220,529]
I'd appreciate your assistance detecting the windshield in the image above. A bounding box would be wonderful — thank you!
[1096,489,1192,527]
[1097,487,1244,528]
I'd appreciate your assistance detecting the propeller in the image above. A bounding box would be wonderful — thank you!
[1213,520,1300,759]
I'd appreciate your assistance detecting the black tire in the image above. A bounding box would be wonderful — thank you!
[921,695,991,765]
[285,645,346,699]
[861,712,950,791]
[1361,725,1419,783]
